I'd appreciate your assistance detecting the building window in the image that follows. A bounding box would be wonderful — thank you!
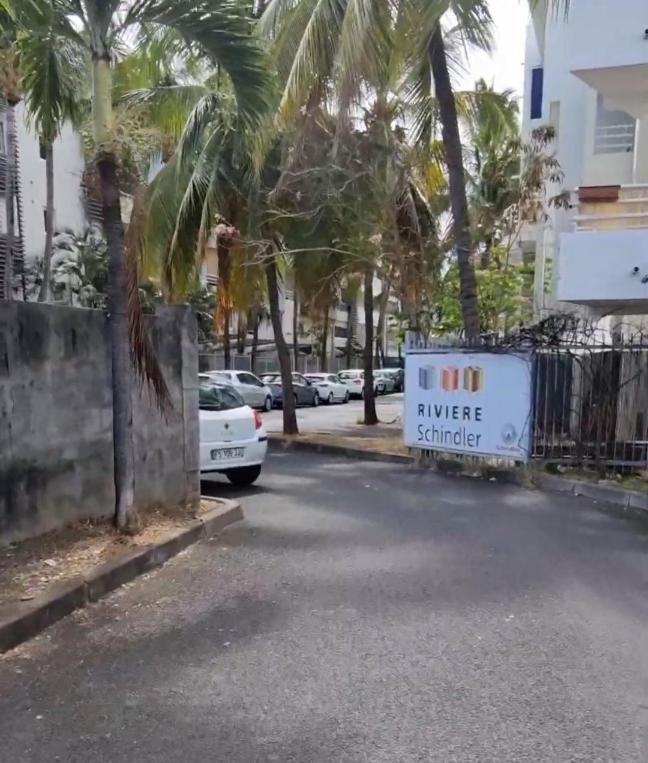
[530,67,544,120]
[594,94,635,155]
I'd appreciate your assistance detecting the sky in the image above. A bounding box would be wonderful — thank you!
[459,0,531,100]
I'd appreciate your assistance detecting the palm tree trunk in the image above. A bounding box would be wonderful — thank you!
[38,142,54,303]
[93,55,135,529]
[236,311,246,355]
[375,280,390,367]
[292,287,299,369]
[428,24,480,341]
[3,104,16,301]
[345,304,353,367]
[251,308,260,374]
[363,266,378,426]
[265,252,298,435]
[320,307,329,372]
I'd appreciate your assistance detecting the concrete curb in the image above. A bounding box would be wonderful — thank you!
[536,474,648,517]
[270,434,648,520]
[268,434,413,465]
[0,497,243,654]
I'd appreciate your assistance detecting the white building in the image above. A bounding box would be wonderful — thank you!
[521,0,648,319]
[0,100,86,295]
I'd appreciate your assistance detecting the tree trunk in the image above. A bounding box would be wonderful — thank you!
[320,307,329,372]
[292,286,299,369]
[375,279,390,367]
[99,154,135,529]
[217,241,232,368]
[236,311,247,355]
[265,253,298,434]
[345,304,353,368]
[3,105,16,301]
[251,308,260,374]
[93,54,135,529]
[429,24,480,341]
[363,266,378,425]
[38,142,54,303]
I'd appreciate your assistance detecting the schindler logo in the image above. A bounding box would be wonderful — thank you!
[418,365,484,393]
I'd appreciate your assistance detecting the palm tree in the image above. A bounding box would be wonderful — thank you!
[7,0,269,527]
[10,3,86,301]
[260,0,497,340]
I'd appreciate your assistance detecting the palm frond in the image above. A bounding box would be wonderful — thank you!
[126,0,271,124]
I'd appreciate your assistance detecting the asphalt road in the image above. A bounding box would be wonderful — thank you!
[263,392,403,434]
[2,451,648,761]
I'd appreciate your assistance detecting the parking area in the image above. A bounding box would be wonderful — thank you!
[262,392,404,434]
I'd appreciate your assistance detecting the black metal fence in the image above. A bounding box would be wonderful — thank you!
[532,344,648,470]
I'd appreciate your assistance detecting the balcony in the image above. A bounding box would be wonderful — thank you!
[557,184,648,313]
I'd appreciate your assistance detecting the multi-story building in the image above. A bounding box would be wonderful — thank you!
[521,0,648,320]
[0,100,86,296]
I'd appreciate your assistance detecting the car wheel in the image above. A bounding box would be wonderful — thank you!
[226,465,262,486]
[327,392,334,405]
[263,396,272,412]
[312,391,320,407]
[344,390,350,404]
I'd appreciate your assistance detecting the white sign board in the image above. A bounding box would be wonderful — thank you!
[404,351,533,461]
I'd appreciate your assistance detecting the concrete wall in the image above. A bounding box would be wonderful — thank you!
[0,301,199,544]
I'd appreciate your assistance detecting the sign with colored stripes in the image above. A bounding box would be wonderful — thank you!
[405,351,533,461]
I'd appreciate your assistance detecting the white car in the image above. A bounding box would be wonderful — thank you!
[304,373,350,404]
[199,381,268,485]
[338,369,386,398]
[201,370,274,412]
[374,369,396,394]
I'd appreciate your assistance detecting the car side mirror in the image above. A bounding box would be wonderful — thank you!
[306,379,312,386]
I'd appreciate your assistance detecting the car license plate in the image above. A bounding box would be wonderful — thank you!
[211,447,244,461]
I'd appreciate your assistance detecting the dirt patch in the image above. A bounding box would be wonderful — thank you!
[0,501,218,608]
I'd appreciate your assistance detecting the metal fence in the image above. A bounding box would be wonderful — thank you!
[532,344,648,470]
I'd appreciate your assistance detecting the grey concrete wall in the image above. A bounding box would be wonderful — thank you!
[0,301,199,544]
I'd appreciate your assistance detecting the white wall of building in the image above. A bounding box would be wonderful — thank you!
[16,103,86,264]
[521,0,648,316]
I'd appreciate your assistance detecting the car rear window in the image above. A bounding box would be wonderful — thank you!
[199,385,245,411]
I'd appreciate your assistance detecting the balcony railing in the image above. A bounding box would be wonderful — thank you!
[0,155,7,194]
[574,184,648,231]
[594,123,635,155]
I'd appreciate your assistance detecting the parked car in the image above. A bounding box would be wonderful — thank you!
[202,370,274,411]
[374,369,396,394]
[304,373,350,404]
[338,369,386,398]
[380,367,404,393]
[261,372,320,408]
[199,380,267,485]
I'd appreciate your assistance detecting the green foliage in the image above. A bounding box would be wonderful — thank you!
[429,247,534,335]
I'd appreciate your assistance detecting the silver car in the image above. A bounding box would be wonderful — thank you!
[374,369,396,394]
[201,370,274,411]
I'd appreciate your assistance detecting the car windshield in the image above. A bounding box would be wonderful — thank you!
[261,374,281,383]
[339,372,362,380]
[199,384,245,411]
[305,375,325,381]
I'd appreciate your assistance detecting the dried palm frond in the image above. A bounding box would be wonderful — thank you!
[126,186,173,416]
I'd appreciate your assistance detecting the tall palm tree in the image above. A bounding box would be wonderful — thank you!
[260,0,496,340]
[7,0,270,527]
[10,2,86,301]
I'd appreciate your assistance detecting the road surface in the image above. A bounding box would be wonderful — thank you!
[2,451,648,761]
